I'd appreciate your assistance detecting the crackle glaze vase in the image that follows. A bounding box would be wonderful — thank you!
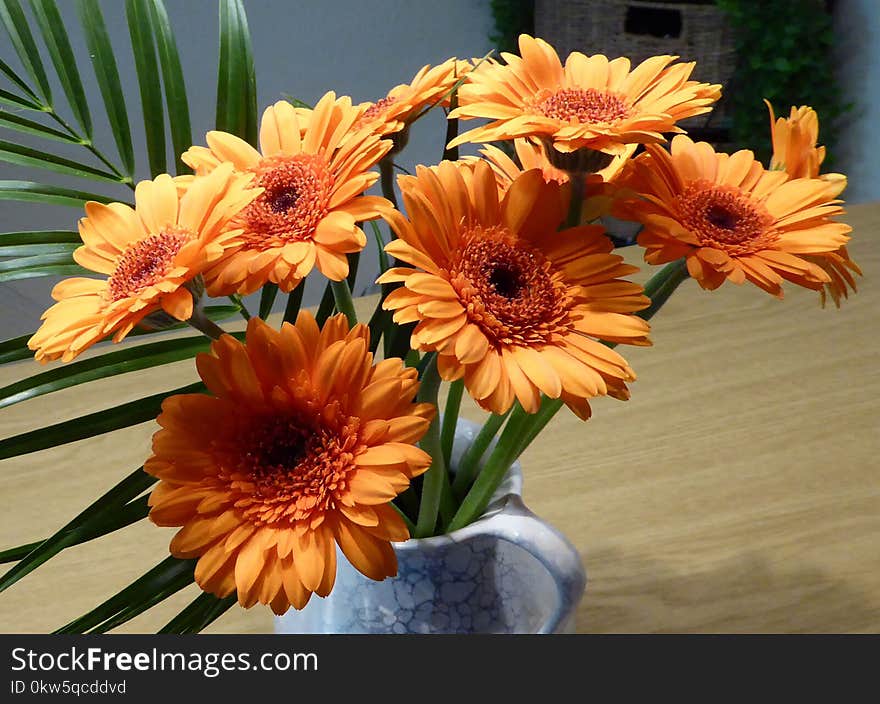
[274,420,587,634]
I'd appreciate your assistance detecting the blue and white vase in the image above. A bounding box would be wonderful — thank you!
[275,419,586,634]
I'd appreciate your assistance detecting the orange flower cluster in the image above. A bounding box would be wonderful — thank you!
[28,33,858,616]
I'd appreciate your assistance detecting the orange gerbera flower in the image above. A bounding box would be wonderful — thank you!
[615,135,853,297]
[352,58,472,137]
[766,101,860,306]
[377,160,650,420]
[448,34,720,156]
[767,101,846,190]
[146,313,434,614]
[475,138,636,221]
[28,165,258,363]
[182,92,392,295]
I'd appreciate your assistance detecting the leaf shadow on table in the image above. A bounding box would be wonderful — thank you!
[576,546,879,633]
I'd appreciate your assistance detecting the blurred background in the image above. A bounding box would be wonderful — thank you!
[0,0,875,339]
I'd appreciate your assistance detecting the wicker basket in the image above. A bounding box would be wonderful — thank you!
[535,0,736,128]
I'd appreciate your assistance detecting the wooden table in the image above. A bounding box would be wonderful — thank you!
[1,203,878,634]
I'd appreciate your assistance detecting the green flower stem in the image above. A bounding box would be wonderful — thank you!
[565,172,585,228]
[282,281,304,324]
[387,321,417,362]
[315,282,335,326]
[414,354,452,537]
[451,407,512,497]
[511,396,564,461]
[227,294,250,321]
[636,257,690,321]
[379,157,398,209]
[443,89,459,162]
[405,348,421,368]
[394,485,420,525]
[446,403,530,533]
[346,250,360,290]
[366,297,391,355]
[440,378,464,468]
[186,306,228,340]
[366,221,394,352]
[330,278,358,328]
[369,219,391,275]
[390,501,416,536]
[378,156,418,359]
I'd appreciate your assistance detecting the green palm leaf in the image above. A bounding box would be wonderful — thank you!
[160,592,237,634]
[0,0,51,104]
[0,110,82,144]
[0,250,86,283]
[29,0,92,138]
[0,381,205,460]
[0,0,265,634]
[76,0,135,178]
[0,86,41,110]
[217,0,258,145]
[146,0,191,174]
[0,56,41,101]
[0,180,121,207]
[56,555,196,634]
[0,251,75,271]
[0,241,76,257]
[0,305,240,365]
[259,283,279,319]
[0,262,87,282]
[125,0,165,177]
[0,334,33,365]
[0,334,219,410]
[0,494,150,574]
[0,496,149,564]
[0,466,156,593]
[0,229,80,245]
[0,139,125,182]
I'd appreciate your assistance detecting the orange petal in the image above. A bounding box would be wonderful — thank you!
[160,287,194,320]
[334,519,397,581]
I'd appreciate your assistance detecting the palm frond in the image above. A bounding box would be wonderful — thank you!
[0,0,260,634]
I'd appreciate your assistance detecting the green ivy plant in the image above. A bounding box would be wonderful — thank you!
[715,0,849,165]
[489,0,533,56]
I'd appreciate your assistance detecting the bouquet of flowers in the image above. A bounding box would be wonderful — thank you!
[0,0,859,633]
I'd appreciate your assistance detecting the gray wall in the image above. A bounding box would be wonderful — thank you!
[833,0,880,204]
[0,0,494,338]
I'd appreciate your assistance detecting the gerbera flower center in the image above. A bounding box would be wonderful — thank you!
[451,226,573,346]
[363,96,397,121]
[352,96,402,134]
[488,263,525,299]
[107,228,190,301]
[228,408,360,526]
[536,88,630,124]
[705,204,740,231]
[678,181,777,255]
[241,153,334,248]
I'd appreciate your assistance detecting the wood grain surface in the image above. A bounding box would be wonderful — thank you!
[1,203,877,634]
